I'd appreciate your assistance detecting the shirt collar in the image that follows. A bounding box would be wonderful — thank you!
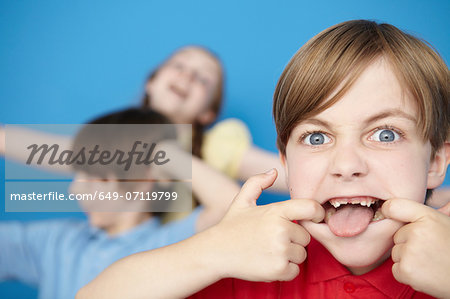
[306,237,412,298]
[306,237,349,283]
[361,256,412,298]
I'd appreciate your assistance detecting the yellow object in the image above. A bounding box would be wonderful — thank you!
[202,118,252,178]
[162,119,251,223]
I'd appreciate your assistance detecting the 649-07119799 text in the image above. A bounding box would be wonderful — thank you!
[97,191,178,201]
[9,191,179,201]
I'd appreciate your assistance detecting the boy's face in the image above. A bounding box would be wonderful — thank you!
[70,171,123,229]
[281,58,444,274]
[70,171,151,233]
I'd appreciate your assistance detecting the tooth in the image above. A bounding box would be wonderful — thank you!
[361,201,367,206]
[325,208,335,222]
[335,202,341,208]
[367,202,372,207]
[372,210,386,221]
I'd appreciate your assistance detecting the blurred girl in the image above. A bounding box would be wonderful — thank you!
[1,45,287,192]
[140,45,287,190]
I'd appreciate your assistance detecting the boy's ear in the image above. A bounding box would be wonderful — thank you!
[427,141,450,189]
[279,152,290,188]
[279,152,287,168]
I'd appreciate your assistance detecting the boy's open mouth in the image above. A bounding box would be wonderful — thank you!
[322,196,385,237]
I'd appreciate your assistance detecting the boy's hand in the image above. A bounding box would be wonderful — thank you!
[382,198,450,298]
[207,169,324,282]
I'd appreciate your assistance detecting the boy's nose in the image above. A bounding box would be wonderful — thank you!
[329,142,368,181]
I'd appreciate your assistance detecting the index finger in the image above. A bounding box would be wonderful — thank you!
[274,198,325,223]
[381,198,434,223]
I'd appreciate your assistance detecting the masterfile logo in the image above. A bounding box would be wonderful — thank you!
[4,124,193,213]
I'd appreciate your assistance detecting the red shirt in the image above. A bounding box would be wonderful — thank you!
[190,238,434,298]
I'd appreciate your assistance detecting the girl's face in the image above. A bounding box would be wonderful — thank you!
[146,47,221,124]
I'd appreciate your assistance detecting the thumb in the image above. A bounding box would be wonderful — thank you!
[231,168,278,208]
[437,202,450,216]
[382,198,431,223]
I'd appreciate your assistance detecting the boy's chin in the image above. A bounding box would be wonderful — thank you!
[327,242,392,273]
[87,213,110,229]
[301,219,400,274]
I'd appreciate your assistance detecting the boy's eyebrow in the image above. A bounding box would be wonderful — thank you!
[363,109,416,126]
[300,118,333,131]
[301,109,416,129]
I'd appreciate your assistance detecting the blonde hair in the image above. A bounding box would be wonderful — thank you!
[273,20,449,156]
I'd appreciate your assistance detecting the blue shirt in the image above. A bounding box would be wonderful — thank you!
[0,209,201,299]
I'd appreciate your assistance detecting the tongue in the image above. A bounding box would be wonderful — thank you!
[326,205,374,237]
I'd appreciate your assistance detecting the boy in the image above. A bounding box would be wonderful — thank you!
[1,108,240,299]
[77,20,450,298]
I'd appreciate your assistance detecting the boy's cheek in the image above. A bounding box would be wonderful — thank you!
[375,153,429,203]
[286,164,327,200]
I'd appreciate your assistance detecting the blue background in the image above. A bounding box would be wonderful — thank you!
[1,0,449,297]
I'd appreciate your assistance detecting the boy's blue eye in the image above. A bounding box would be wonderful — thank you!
[304,132,331,145]
[370,129,400,142]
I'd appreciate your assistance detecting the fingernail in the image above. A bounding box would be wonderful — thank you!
[265,168,275,175]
